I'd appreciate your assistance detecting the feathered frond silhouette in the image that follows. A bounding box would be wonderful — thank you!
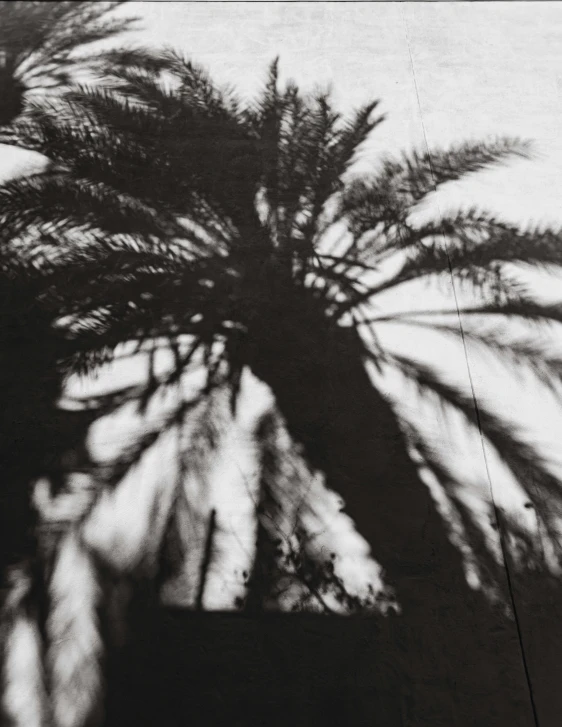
[0,2,137,125]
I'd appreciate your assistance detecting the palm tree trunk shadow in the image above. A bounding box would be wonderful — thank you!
[101,300,544,727]
[241,295,537,726]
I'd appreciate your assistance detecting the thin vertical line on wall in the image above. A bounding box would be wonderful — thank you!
[400,7,540,727]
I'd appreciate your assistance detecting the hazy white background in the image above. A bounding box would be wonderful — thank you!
[131,1,562,226]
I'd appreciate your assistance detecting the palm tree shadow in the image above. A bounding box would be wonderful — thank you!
[94,353,549,727]
[242,308,536,726]
[3,46,562,725]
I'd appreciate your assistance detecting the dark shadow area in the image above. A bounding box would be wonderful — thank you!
[103,606,549,727]
[0,280,88,583]
[510,567,562,727]
[104,609,412,727]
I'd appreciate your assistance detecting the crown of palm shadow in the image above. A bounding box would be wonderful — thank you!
[2,50,562,606]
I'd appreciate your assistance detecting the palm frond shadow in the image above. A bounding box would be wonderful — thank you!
[0,2,137,126]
